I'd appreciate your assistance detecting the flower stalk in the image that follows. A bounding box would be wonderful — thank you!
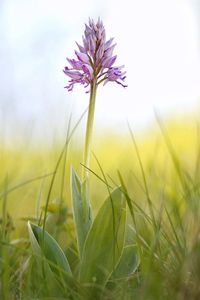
[83,80,97,180]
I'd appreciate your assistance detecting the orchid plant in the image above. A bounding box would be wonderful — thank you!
[28,19,139,300]
[64,17,127,180]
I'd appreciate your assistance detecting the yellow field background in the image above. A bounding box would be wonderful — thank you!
[0,113,199,239]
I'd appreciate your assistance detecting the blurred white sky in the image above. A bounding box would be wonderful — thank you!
[0,0,200,140]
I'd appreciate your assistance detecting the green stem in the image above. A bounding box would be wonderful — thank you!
[83,80,97,180]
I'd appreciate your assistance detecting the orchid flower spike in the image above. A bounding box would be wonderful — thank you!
[63,18,127,92]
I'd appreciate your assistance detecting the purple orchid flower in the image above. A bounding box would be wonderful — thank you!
[63,18,127,92]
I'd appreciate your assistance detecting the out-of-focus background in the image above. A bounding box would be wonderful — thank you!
[0,0,200,144]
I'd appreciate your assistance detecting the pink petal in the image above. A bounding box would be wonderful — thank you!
[75,51,90,64]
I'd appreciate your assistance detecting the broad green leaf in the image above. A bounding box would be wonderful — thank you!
[111,245,140,279]
[79,187,126,298]
[28,222,72,281]
[28,222,64,296]
[70,168,92,257]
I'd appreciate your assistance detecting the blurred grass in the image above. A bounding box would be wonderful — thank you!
[1,114,200,299]
[0,116,198,236]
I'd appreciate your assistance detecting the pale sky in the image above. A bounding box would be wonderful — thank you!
[0,0,200,140]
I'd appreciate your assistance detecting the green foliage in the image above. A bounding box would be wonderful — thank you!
[28,222,72,277]
[70,168,92,258]
[111,245,140,280]
[1,119,200,299]
[27,182,130,299]
[79,187,126,298]
[28,221,76,298]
